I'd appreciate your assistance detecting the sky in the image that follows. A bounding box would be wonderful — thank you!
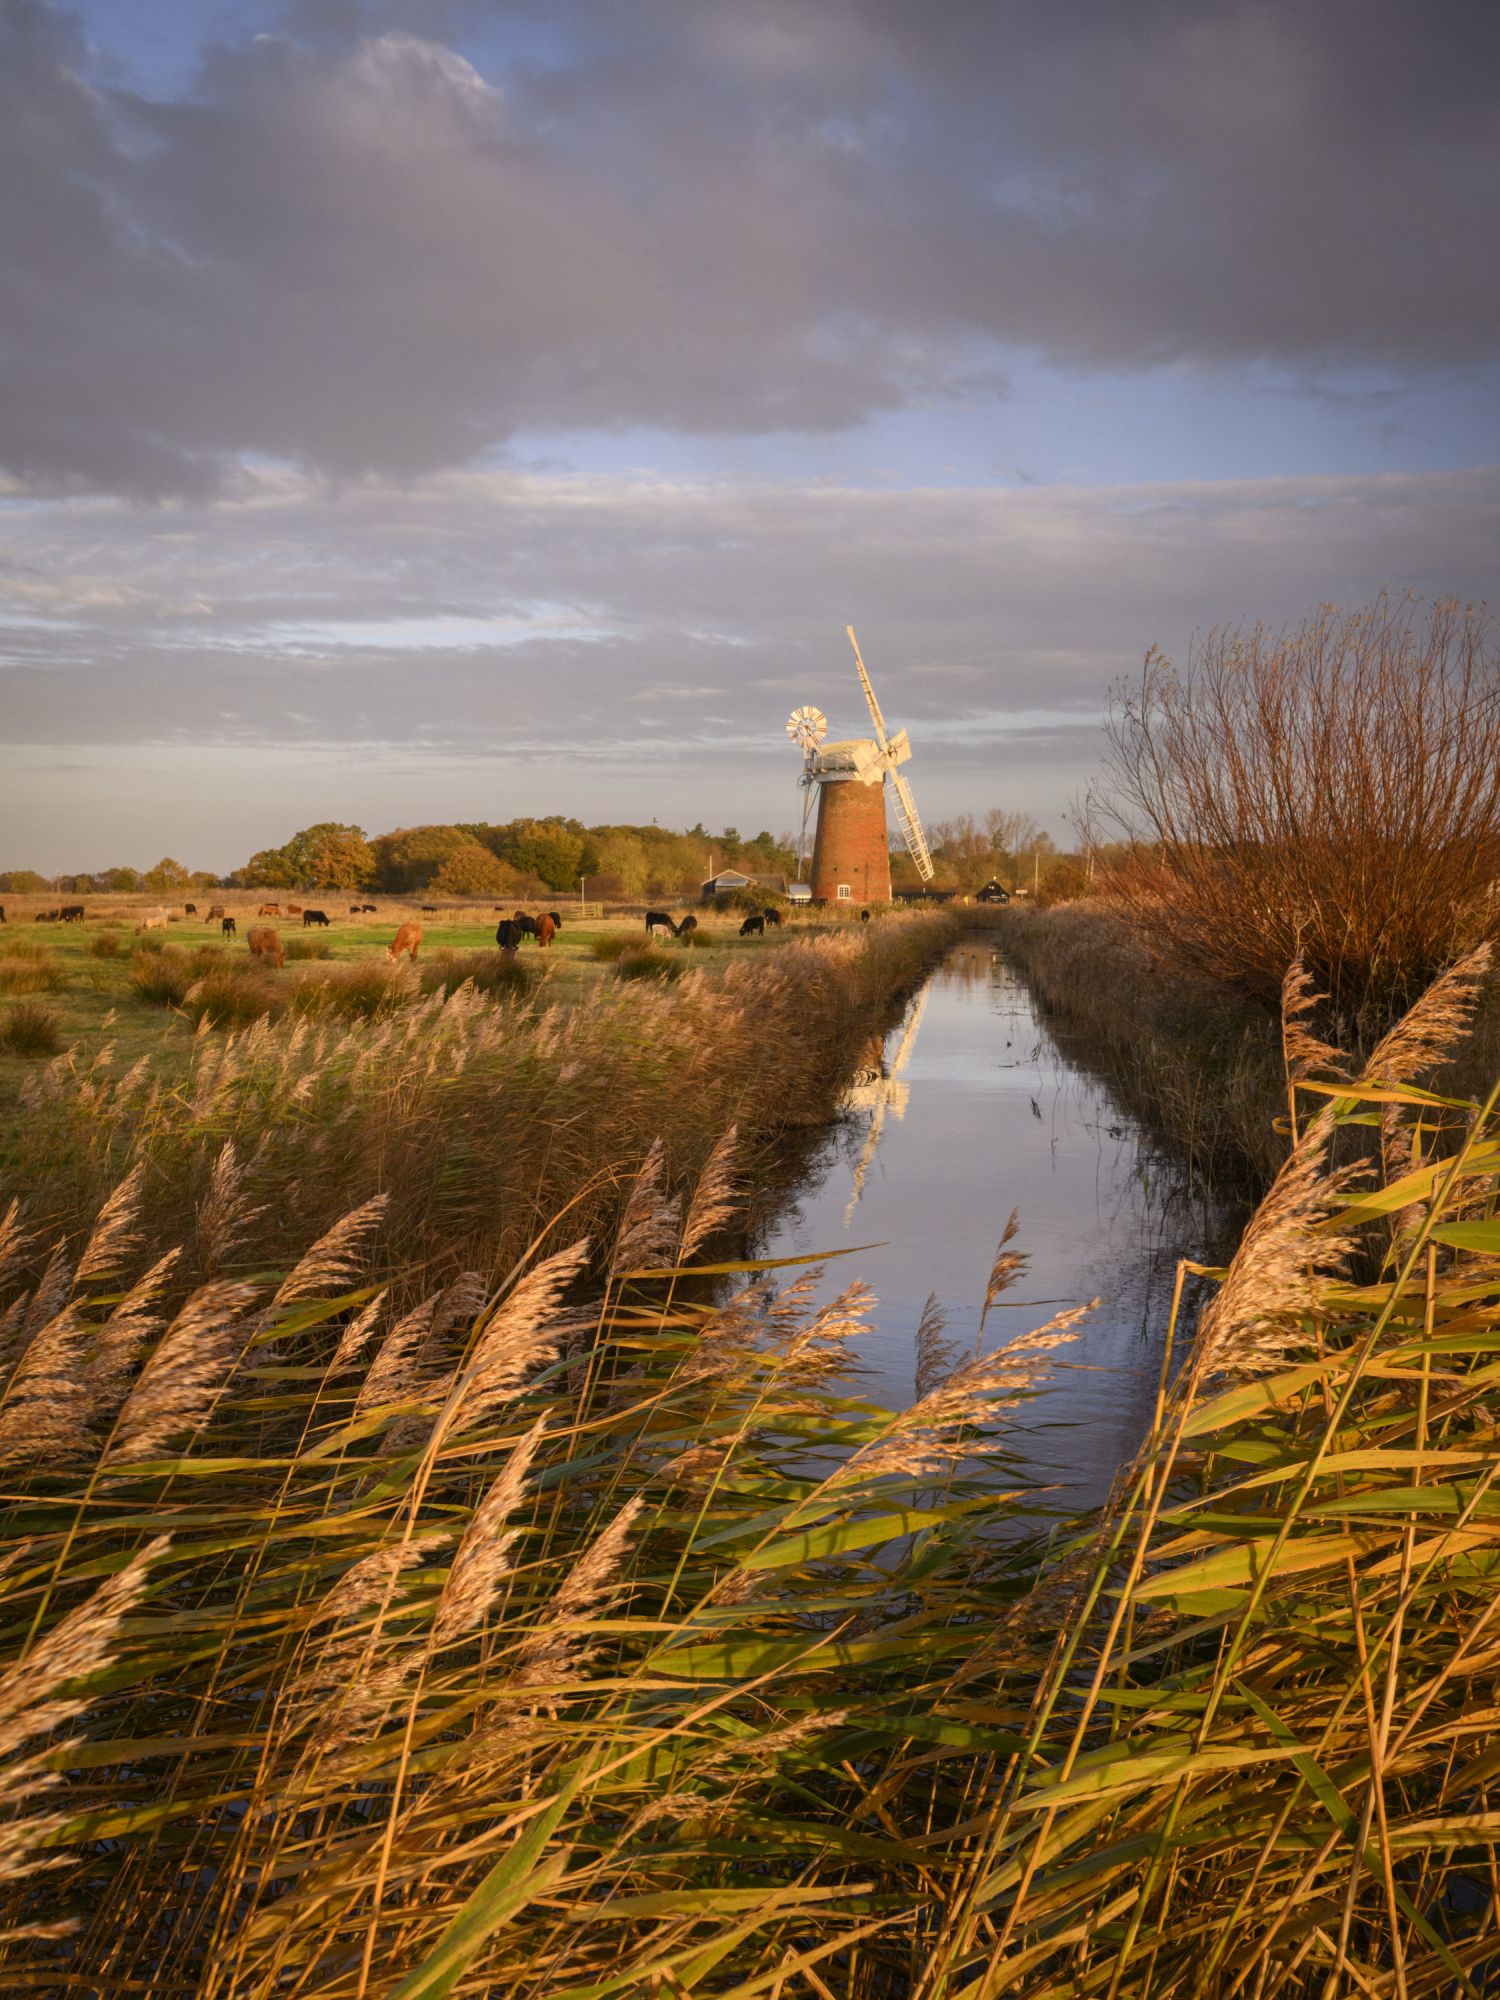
[2,0,1498,873]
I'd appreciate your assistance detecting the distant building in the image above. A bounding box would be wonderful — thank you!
[701,869,788,899]
[976,879,1011,904]
[786,881,813,905]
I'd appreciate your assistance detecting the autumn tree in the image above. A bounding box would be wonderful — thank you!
[143,857,193,893]
[371,825,473,894]
[241,824,374,891]
[430,844,520,899]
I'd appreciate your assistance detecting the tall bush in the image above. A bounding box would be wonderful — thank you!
[1093,595,1500,1030]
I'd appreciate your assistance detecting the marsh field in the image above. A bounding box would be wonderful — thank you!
[3,837,1500,1985]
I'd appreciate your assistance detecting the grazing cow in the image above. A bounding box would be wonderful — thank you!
[389,922,422,961]
[184,902,197,916]
[420,904,437,915]
[247,925,285,968]
[137,909,167,931]
[546,912,563,931]
[35,910,59,924]
[644,910,675,938]
[363,903,377,913]
[860,909,871,923]
[349,904,361,915]
[221,916,237,937]
[286,904,302,917]
[763,907,782,927]
[512,910,540,941]
[537,913,557,949]
[59,905,85,923]
[206,905,225,921]
[0,905,5,923]
[257,903,280,917]
[302,908,331,928]
[676,914,698,939]
[739,916,765,938]
[495,918,523,955]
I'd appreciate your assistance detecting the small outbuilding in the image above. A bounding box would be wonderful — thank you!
[976,879,1011,904]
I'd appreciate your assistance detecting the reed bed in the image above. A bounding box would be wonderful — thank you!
[0,946,1496,1994]
[3,912,958,1292]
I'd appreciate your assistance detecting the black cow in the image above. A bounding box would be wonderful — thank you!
[739,916,765,937]
[222,916,237,937]
[495,919,524,955]
[35,910,58,923]
[860,909,871,923]
[546,911,563,930]
[349,903,361,914]
[0,906,6,924]
[512,910,540,940]
[184,902,197,916]
[644,910,675,938]
[302,909,331,928]
[675,913,698,938]
[763,907,782,927]
[420,904,437,914]
[59,905,85,923]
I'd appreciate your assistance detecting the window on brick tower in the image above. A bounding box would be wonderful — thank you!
[837,884,851,899]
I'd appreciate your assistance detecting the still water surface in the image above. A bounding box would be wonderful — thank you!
[754,939,1238,1506]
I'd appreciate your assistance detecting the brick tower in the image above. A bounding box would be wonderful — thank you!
[809,772,892,904]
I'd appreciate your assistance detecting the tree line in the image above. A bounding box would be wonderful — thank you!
[4,809,1086,900]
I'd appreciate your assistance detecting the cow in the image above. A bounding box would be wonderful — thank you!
[302,908,331,928]
[35,910,59,923]
[512,911,540,941]
[860,909,871,923]
[257,903,281,917]
[206,905,225,921]
[363,903,377,913]
[0,906,6,924]
[58,905,85,923]
[137,910,168,932]
[739,916,765,938]
[221,916,237,937]
[537,913,557,949]
[644,910,676,938]
[389,922,422,961]
[546,912,563,931]
[420,905,437,915]
[248,925,285,969]
[286,904,303,917]
[763,907,782,927]
[495,919,523,956]
[349,904,362,915]
[184,902,197,916]
[675,914,698,939]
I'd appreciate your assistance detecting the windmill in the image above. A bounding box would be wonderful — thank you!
[843,985,929,1221]
[786,628,935,904]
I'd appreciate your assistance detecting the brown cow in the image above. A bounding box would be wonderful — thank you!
[286,904,303,916]
[257,902,280,916]
[247,925,285,969]
[388,921,422,961]
[537,913,557,949]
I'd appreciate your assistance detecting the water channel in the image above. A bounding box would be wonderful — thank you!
[754,936,1242,1508]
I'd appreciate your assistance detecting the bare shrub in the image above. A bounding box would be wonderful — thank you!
[284,937,333,961]
[289,961,413,1020]
[419,950,539,1001]
[1092,595,1500,1031]
[0,1000,62,1057]
[0,953,66,994]
[590,934,637,962]
[616,948,685,983]
[182,970,287,1030]
[87,933,124,959]
[129,949,191,1008]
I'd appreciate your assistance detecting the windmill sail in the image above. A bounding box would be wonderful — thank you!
[846,626,935,883]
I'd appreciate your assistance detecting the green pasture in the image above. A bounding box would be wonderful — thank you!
[0,899,831,1110]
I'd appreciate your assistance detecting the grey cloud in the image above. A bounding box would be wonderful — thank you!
[2,461,1496,866]
[2,0,1498,493]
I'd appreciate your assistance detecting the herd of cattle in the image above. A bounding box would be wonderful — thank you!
[1,899,802,969]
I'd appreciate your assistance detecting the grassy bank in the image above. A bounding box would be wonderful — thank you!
[0,951,1496,1994]
[988,899,1288,1187]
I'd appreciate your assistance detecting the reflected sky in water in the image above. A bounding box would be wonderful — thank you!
[753,939,1237,1506]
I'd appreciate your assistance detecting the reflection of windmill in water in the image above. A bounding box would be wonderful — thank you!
[842,986,930,1222]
